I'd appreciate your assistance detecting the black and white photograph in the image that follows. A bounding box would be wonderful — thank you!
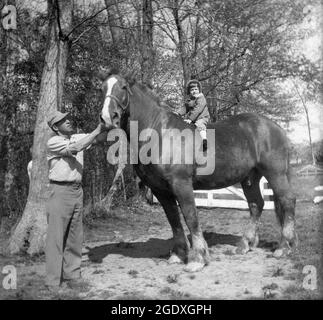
[0,0,322,303]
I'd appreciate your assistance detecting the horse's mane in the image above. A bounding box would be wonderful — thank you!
[136,83,175,112]
[97,67,173,111]
[136,83,161,105]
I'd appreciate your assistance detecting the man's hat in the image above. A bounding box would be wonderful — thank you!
[47,111,69,128]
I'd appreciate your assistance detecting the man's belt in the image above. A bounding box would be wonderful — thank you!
[50,181,82,186]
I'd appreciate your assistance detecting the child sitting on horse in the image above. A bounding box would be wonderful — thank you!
[179,79,210,151]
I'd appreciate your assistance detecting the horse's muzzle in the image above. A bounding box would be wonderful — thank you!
[100,114,116,132]
[99,114,105,124]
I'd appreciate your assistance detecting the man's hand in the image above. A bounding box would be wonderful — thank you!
[94,131,108,144]
[184,119,192,124]
[95,122,107,134]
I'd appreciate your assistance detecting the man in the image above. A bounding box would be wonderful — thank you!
[45,111,107,291]
[179,79,210,151]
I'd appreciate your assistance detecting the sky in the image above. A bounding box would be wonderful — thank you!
[288,102,322,144]
[287,2,322,144]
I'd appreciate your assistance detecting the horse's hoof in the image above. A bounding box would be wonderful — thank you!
[235,246,249,255]
[273,247,291,258]
[168,253,183,264]
[184,261,205,273]
[236,240,250,254]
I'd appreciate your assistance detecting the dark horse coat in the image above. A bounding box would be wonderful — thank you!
[99,71,297,272]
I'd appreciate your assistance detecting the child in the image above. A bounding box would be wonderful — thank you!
[179,79,210,151]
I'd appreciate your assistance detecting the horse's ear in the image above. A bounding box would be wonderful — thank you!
[95,66,119,82]
[125,70,137,87]
[95,69,108,82]
[107,66,119,75]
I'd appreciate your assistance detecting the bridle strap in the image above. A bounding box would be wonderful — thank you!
[106,86,132,112]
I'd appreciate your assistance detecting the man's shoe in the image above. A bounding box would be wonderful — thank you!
[65,278,90,292]
[202,139,207,152]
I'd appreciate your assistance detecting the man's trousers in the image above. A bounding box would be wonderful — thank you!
[45,182,83,286]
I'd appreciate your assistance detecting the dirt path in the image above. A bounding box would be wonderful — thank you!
[1,174,321,300]
[81,236,297,300]
[3,200,319,300]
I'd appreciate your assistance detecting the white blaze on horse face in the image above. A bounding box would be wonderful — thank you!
[102,77,118,125]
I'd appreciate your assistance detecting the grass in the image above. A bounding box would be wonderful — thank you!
[166,274,179,284]
[92,269,104,275]
[262,283,279,291]
[128,270,139,278]
[282,284,320,300]
[223,249,234,256]
[272,267,285,277]
[159,287,189,299]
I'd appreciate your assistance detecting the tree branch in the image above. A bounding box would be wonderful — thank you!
[65,7,107,40]
[55,0,67,41]
[72,25,96,45]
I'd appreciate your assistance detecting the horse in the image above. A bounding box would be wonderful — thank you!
[98,70,297,272]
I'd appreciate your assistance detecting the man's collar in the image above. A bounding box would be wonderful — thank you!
[56,132,72,140]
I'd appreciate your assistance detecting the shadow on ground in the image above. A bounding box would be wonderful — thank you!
[86,237,173,263]
[86,231,280,263]
[86,232,277,263]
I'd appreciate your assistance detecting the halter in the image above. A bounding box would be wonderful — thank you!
[105,86,132,114]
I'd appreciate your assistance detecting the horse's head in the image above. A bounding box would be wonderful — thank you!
[99,70,131,128]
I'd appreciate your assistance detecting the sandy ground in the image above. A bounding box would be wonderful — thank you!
[0,197,321,300]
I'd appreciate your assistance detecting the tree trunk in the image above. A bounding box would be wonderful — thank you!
[141,0,154,87]
[171,0,191,87]
[9,0,73,255]
[293,82,316,166]
[104,0,124,46]
[99,165,124,213]
[304,106,316,165]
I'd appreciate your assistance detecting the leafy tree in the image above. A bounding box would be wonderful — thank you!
[9,0,74,254]
[153,0,320,120]
[1,0,321,252]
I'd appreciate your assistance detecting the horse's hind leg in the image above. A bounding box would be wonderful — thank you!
[152,190,190,264]
[237,170,264,254]
[171,177,210,272]
[266,174,297,258]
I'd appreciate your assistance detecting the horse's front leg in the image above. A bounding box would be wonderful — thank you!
[172,178,210,272]
[152,190,190,264]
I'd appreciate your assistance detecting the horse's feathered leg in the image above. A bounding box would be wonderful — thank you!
[266,174,297,258]
[237,170,264,254]
[152,190,189,264]
[171,177,210,272]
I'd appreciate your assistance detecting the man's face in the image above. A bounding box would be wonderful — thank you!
[53,116,75,135]
[189,85,200,98]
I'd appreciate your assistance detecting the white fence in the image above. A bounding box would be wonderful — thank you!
[153,177,274,210]
[296,164,323,177]
[314,186,323,204]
